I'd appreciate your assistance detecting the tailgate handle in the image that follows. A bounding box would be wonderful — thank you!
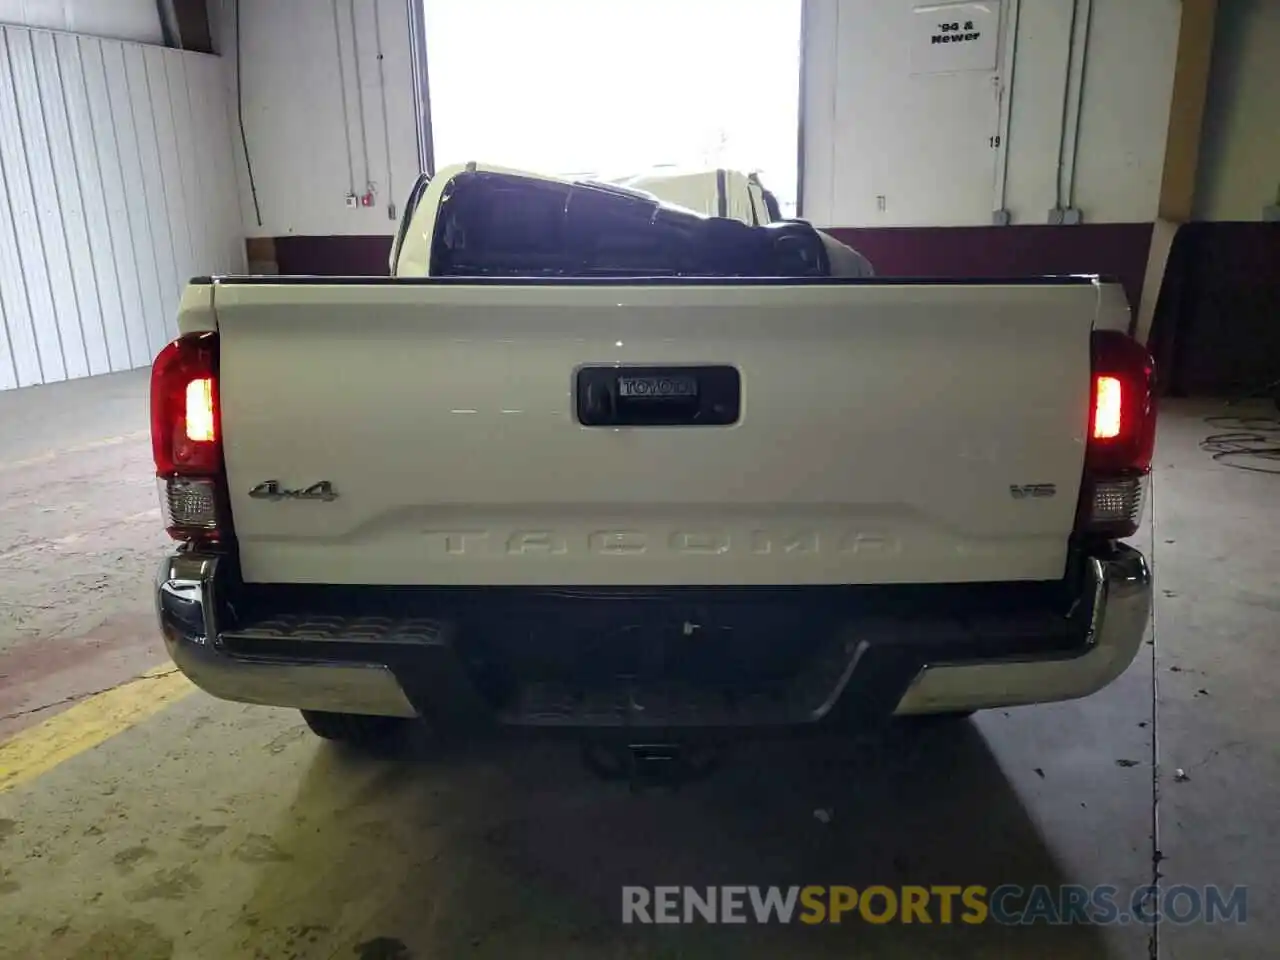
[576,366,740,427]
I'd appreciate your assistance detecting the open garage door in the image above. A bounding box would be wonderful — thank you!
[417,0,802,216]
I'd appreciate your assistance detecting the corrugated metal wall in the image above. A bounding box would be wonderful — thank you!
[0,25,242,391]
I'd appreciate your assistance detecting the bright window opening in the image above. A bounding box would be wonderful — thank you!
[422,0,802,215]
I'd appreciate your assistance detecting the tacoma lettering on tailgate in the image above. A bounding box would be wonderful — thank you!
[420,530,901,558]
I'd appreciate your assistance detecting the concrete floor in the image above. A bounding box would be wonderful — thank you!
[0,370,1276,959]
[0,371,169,742]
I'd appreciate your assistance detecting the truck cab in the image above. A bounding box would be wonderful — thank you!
[389,164,869,279]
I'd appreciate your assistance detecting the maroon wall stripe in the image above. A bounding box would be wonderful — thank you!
[271,224,1156,300]
[823,224,1155,310]
[1153,222,1280,396]
[272,235,394,276]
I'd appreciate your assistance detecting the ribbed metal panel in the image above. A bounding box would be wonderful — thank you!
[0,25,242,390]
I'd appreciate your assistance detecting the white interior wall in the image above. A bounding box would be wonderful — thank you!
[813,0,1006,226]
[803,0,1180,227]
[0,0,162,43]
[0,24,242,391]
[1195,0,1280,222]
[1067,0,1178,221]
[214,0,420,238]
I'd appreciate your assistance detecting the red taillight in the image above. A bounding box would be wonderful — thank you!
[1077,330,1157,538]
[150,332,224,541]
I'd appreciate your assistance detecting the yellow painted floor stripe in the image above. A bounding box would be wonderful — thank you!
[0,669,194,794]
[0,430,150,473]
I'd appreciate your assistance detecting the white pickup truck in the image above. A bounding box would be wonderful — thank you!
[154,164,1153,769]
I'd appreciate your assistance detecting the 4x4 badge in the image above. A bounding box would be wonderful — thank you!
[248,480,338,502]
[1009,483,1057,500]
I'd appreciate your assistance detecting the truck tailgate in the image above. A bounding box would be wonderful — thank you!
[211,279,1097,586]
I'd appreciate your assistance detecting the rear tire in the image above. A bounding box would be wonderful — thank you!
[301,710,410,748]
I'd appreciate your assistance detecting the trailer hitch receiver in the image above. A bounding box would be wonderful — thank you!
[580,740,723,790]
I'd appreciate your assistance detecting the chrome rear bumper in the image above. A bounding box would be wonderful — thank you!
[156,554,417,717]
[157,545,1151,721]
[896,546,1151,713]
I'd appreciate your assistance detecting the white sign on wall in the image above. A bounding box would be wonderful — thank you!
[911,2,1001,74]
